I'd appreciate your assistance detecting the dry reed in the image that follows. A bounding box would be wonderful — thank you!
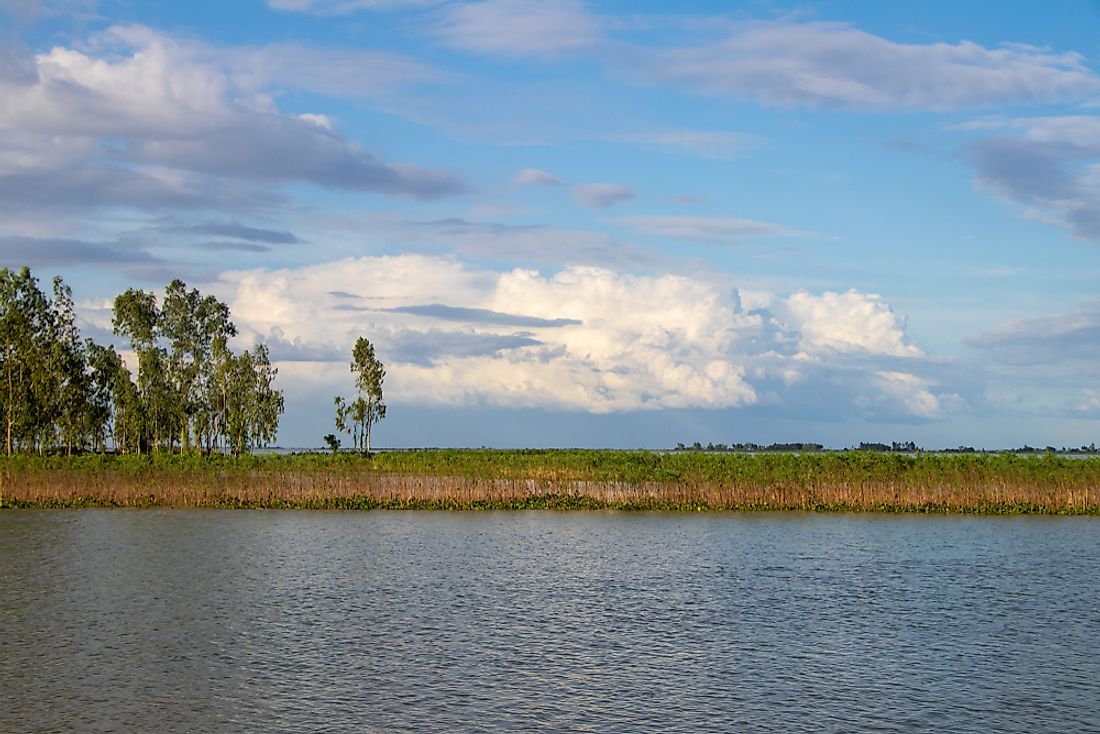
[2,452,1097,514]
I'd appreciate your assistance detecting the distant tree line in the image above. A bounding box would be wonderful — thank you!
[675,442,826,453]
[0,267,283,456]
[674,441,1100,455]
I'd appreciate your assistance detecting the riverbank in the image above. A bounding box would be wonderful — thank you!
[2,450,1097,514]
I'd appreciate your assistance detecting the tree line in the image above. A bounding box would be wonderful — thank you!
[0,267,284,456]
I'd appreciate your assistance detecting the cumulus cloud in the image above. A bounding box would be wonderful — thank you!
[613,215,817,243]
[780,290,923,357]
[214,255,949,420]
[0,25,466,219]
[572,183,635,209]
[965,116,1100,241]
[434,0,600,58]
[636,21,1100,110]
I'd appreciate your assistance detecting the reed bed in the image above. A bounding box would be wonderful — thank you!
[2,450,1098,514]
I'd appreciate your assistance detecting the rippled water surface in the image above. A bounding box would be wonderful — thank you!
[2,510,1098,733]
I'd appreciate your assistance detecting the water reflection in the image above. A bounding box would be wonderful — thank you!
[1,510,1097,732]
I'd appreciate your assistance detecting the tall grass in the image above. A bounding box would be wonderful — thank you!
[1,450,1097,514]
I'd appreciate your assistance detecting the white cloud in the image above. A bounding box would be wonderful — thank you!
[0,25,466,217]
[871,371,949,419]
[781,290,923,357]
[515,168,562,186]
[635,21,1100,110]
[434,0,599,58]
[613,215,817,243]
[571,183,635,209]
[214,255,944,419]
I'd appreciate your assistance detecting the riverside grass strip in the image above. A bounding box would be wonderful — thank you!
[1,450,1098,515]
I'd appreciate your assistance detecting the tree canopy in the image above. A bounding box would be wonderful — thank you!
[334,336,386,452]
[0,267,283,456]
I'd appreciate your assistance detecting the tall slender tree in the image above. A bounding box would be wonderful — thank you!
[48,277,88,454]
[334,337,386,453]
[0,267,63,455]
[112,288,167,452]
[161,279,236,452]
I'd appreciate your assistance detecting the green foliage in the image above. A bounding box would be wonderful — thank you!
[110,277,283,455]
[0,267,120,455]
[0,267,283,457]
[334,336,386,452]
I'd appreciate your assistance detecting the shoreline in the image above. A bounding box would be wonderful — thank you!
[2,450,1097,515]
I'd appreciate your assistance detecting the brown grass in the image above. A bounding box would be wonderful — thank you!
[2,464,1096,514]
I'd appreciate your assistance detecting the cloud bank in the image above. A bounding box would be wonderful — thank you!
[217,255,955,419]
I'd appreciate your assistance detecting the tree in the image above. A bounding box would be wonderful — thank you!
[0,268,51,455]
[48,277,89,454]
[222,344,283,455]
[323,434,341,454]
[0,267,282,456]
[112,279,280,455]
[351,337,386,452]
[112,288,168,452]
[160,279,236,452]
[334,337,386,452]
[84,341,123,453]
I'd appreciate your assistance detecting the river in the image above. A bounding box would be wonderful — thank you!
[1,510,1097,733]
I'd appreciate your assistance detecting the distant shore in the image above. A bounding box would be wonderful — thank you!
[2,450,1097,514]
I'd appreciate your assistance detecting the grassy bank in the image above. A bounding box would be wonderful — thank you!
[1,450,1098,514]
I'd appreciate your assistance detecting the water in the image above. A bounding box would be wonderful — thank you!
[1,510,1097,733]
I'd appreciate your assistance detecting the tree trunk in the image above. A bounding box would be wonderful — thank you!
[6,367,13,457]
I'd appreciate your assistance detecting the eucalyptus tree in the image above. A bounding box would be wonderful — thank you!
[48,277,90,454]
[334,337,386,452]
[351,337,386,451]
[110,354,145,454]
[222,344,283,455]
[160,279,236,452]
[0,267,283,456]
[0,267,52,454]
[84,341,123,453]
[112,288,170,452]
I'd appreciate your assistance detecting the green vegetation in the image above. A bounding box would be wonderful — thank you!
[0,267,284,457]
[333,336,386,452]
[3,450,1097,515]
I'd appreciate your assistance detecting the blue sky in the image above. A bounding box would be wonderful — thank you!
[3,0,1100,449]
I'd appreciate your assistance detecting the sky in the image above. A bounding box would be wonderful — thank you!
[2,0,1100,450]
